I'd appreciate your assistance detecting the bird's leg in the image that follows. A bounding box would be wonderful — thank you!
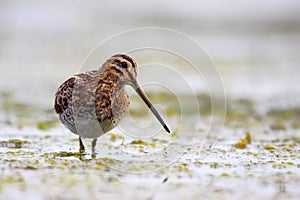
[79,137,85,153]
[91,138,97,158]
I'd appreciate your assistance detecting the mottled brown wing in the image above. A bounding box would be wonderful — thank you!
[54,77,75,114]
[95,83,113,121]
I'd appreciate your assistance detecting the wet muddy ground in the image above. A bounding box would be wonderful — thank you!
[1,1,300,199]
[0,93,299,200]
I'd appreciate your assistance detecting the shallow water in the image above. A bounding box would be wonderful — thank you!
[0,0,300,199]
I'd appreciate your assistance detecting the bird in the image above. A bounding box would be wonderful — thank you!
[54,54,170,158]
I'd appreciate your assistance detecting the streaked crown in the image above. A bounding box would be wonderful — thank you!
[106,54,137,87]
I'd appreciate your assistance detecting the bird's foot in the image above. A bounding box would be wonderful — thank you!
[79,137,86,160]
[78,150,86,160]
[91,138,98,159]
[91,152,96,159]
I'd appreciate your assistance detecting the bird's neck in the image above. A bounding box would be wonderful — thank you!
[97,66,125,92]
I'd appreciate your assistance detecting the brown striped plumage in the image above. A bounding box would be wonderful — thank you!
[54,54,170,158]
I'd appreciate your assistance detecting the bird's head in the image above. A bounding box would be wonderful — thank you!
[108,54,138,88]
[107,54,170,133]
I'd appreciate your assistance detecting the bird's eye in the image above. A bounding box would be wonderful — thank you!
[121,62,128,68]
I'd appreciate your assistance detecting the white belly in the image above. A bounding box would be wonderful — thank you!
[73,118,105,138]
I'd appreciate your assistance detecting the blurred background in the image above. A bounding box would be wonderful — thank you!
[0,0,299,111]
[1,2,300,199]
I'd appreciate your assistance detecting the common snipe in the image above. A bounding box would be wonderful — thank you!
[54,54,170,158]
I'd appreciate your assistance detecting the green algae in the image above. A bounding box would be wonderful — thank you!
[264,145,277,151]
[267,108,300,120]
[234,132,252,149]
[41,151,85,158]
[130,140,149,146]
[270,121,286,130]
[0,139,31,148]
[0,92,300,199]
[37,120,59,130]
[0,92,58,129]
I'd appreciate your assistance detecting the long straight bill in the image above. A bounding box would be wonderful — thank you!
[135,86,171,133]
